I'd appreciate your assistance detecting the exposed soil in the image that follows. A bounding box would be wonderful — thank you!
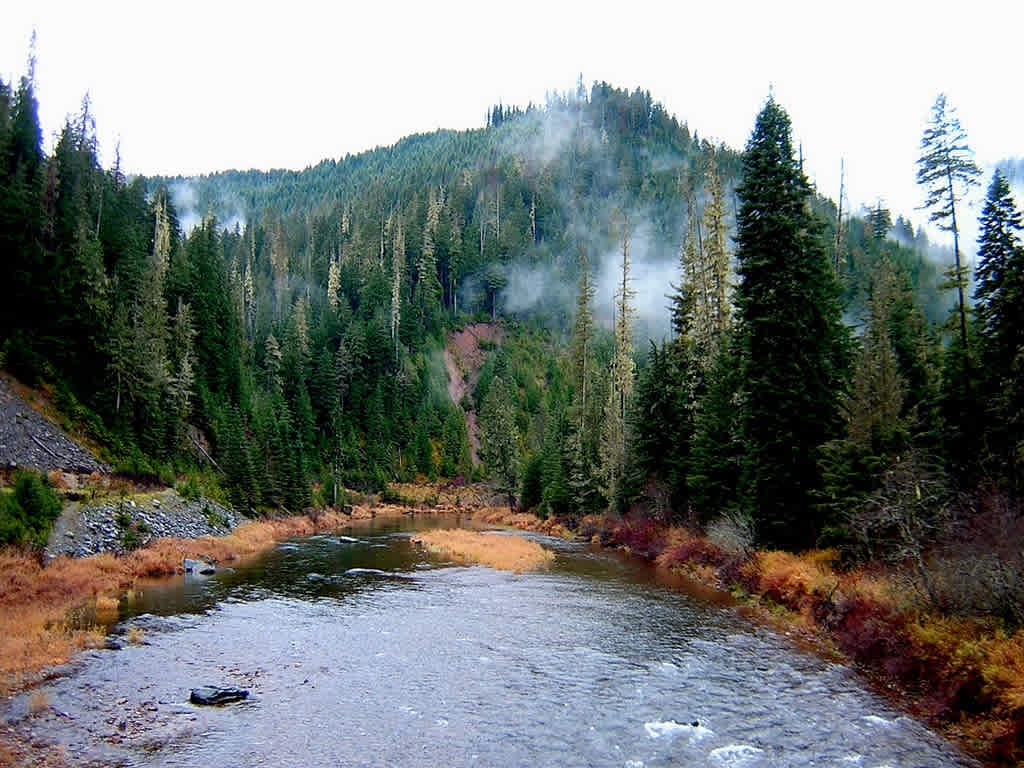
[443,323,504,465]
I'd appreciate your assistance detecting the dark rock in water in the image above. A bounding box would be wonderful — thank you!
[189,686,249,706]
[691,720,700,727]
[183,558,216,575]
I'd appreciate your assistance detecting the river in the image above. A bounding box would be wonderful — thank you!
[10,517,976,767]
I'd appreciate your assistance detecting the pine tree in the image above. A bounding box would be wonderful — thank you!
[479,376,519,511]
[390,215,404,362]
[845,258,904,451]
[168,298,197,448]
[688,334,743,521]
[327,256,341,311]
[702,155,733,356]
[570,246,596,436]
[599,215,636,510]
[418,187,443,327]
[974,170,1024,488]
[916,94,981,357]
[734,97,850,548]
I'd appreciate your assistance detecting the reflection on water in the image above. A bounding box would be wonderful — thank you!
[13,517,976,767]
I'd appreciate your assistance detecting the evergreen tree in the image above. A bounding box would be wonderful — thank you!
[599,216,636,511]
[845,257,905,452]
[571,246,596,436]
[688,334,743,520]
[734,97,850,548]
[479,376,519,511]
[916,94,981,357]
[974,170,1024,489]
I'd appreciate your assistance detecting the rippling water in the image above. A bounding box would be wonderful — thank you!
[12,518,976,767]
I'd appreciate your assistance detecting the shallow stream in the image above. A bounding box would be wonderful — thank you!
[10,517,975,766]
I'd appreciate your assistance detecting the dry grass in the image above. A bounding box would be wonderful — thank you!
[472,506,573,538]
[94,594,118,622]
[127,626,144,645]
[413,529,554,572]
[746,550,840,608]
[27,689,49,715]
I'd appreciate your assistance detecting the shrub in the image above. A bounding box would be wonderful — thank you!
[0,471,62,548]
[178,476,202,501]
[656,530,727,570]
[706,510,755,556]
[611,518,666,560]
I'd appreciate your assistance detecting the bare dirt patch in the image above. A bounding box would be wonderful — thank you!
[444,324,504,465]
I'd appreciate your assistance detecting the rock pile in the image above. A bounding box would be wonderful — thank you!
[44,489,244,560]
[0,375,109,475]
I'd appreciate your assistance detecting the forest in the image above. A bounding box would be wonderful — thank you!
[1,57,1022,624]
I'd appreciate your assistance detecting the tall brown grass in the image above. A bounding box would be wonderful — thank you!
[413,529,554,572]
[472,506,573,538]
[0,510,352,694]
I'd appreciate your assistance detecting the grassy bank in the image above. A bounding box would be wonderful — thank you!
[572,514,1024,766]
[413,528,554,572]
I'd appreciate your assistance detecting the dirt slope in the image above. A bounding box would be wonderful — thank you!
[443,323,504,465]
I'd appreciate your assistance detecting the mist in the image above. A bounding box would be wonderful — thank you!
[490,100,694,347]
[168,179,247,235]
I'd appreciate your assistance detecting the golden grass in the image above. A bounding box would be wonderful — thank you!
[127,627,144,645]
[472,506,574,538]
[413,529,554,572]
[94,594,118,623]
[27,689,49,715]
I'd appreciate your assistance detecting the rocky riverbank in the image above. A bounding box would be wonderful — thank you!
[44,489,243,561]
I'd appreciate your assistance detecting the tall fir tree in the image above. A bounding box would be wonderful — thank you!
[599,216,636,511]
[974,170,1024,490]
[734,97,850,549]
[916,94,981,357]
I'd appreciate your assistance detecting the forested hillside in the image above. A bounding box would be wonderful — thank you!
[2,59,1021,584]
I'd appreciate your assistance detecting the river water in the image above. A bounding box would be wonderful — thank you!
[12,517,975,767]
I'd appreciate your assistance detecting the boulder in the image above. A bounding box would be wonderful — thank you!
[183,558,216,575]
[189,686,249,706]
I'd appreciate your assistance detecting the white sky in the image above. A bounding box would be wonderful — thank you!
[2,1,1021,245]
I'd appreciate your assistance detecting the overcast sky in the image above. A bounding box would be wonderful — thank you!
[3,1,1021,247]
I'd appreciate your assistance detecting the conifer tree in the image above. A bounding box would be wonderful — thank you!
[702,155,733,357]
[480,376,519,511]
[916,94,981,356]
[418,187,443,326]
[846,258,904,451]
[571,246,596,435]
[327,256,341,311]
[390,215,404,361]
[974,170,1024,488]
[599,216,636,510]
[734,97,850,548]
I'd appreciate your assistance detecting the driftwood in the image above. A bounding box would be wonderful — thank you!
[30,433,69,462]
[190,436,222,472]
